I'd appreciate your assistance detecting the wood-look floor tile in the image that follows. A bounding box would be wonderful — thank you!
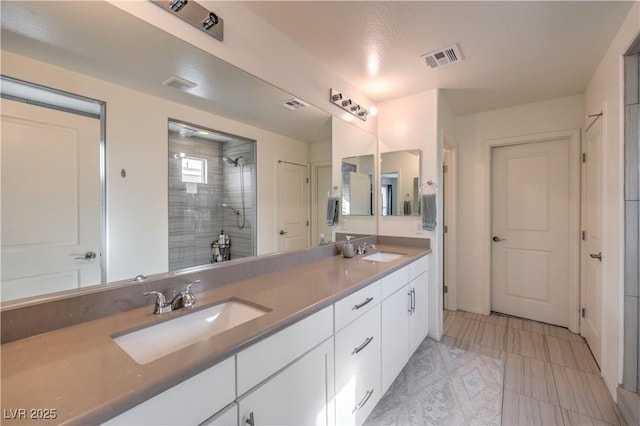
[508,317,545,334]
[463,311,481,321]
[468,342,506,361]
[471,322,508,350]
[504,353,559,405]
[546,335,600,374]
[561,408,615,425]
[552,364,622,425]
[443,315,476,342]
[543,323,584,342]
[502,390,564,426]
[481,314,509,327]
[506,328,549,361]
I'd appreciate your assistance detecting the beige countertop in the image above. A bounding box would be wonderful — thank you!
[1,244,430,425]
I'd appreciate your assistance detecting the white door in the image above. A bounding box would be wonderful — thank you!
[491,138,571,326]
[315,165,332,245]
[276,160,309,252]
[1,99,101,302]
[581,119,603,365]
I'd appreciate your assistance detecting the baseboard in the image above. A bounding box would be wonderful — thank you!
[617,386,639,426]
[456,306,487,315]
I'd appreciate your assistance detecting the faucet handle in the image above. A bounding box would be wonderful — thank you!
[185,280,200,293]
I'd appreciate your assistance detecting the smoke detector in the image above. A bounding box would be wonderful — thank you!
[281,98,309,110]
[420,43,464,69]
[162,75,198,91]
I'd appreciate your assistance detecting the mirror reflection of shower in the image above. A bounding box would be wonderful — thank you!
[168,120,256,271]
[222,156,246,229]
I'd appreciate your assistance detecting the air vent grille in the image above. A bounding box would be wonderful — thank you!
[420,43,464,69]
[282,98,308,110]
[162,75,198,91]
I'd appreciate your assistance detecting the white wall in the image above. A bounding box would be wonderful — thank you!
[331,118,378,237]
[455,95,584,315]
[377,89,443,338]
[108,1,377,136]
[2,50,310,282]
[584,2,639,399]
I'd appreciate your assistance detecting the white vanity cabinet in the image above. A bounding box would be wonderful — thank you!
[103,356,236,426]
[380,256,429,394]
[334,280,382,426]
[238,337,334,426]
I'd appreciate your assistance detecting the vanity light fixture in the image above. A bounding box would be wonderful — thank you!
[330,89,368,121]
[152,0,224,42]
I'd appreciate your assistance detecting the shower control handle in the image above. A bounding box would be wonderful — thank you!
[279,230,288,235]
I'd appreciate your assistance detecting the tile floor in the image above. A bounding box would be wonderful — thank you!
[443,310,627,426]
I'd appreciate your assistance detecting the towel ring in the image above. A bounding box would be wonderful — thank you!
[421,180,439,193]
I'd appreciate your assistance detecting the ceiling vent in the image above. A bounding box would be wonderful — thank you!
[162,75,198,91]
[281,98,308,110]
[420,43,464,69]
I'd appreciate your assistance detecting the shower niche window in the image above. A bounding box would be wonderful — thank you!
[168,120,256,271]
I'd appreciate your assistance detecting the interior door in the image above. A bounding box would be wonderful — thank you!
[1,98,101,301]
[276,160,309,252]
[581,118,602,365]
[491,138,571,326]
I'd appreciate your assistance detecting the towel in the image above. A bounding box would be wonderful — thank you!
[403,200,411,215]
[421,193,436,231]
[326,197,339,226]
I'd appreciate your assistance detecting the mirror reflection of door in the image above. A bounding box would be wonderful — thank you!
[1,93,103,302]
[381,172,399,215]
[276,160,309,252]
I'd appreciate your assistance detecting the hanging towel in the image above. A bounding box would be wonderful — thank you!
[326,197,339,226]
[403,200,412,215]
[421,193,437,231]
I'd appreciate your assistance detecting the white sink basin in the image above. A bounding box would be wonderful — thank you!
[361,252,405,262]
[113,299,269,364]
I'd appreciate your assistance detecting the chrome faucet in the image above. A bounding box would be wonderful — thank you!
[357,243,377,255]
[143,280,199,315]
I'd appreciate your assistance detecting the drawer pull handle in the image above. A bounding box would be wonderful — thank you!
[246,412,255,426]
[351,389,374,414]
[411,288,416,313]
[353,297,374,310]
[352,336,374,355]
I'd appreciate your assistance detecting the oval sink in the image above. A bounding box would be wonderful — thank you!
[113,299,270,364]
[361,252,405,262]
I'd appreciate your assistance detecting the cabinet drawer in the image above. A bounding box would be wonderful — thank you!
[335,304,381,388]
[104,356,235,426]
[334,280,380,332]
[409,256,428,280]
[335,355,381,426]
[237,305,333,395]
[380,265,409,300]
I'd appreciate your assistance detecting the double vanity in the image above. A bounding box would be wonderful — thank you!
[1,237,431,425]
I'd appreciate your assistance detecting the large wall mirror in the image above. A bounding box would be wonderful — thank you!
[380,150,421,216]
[0,1,332,304]
[341,155,375,216]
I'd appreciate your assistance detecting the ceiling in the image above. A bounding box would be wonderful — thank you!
[0,1,332,143]
[242,1,634,115]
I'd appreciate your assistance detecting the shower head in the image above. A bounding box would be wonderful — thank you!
[222,203,240,215]
[223,156,243,167]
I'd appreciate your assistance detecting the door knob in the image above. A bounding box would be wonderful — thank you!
[75,251,97,261]
[492,236,506,242]
[279,230,288,235]
[589,252,602,261]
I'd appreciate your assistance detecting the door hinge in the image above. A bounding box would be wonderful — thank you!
[581,308,586,318]
[443,285,448,293]
[443,165,449,173]
[444,225,448,233]
[306,220,309,226]
[306,177,309,183]
[581,230,586,241]
[582,153,587,163]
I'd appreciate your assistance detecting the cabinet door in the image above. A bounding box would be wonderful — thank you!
[408,272,428,355]
[201,403,238,426]
[239,338,334,426]
[380,283,410,394]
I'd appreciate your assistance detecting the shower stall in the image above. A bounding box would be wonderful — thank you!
[168,120,256,271]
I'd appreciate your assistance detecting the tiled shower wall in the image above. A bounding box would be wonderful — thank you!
[169,132,255,271]
[623,52,640,393]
